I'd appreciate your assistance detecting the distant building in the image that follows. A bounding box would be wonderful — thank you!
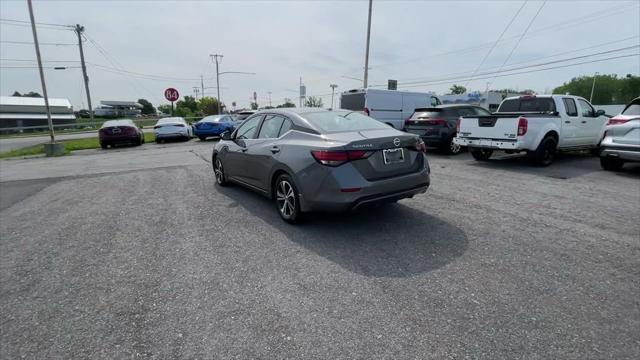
[94,101,142,117]
[440,91,520,111]
[0,96,76,133]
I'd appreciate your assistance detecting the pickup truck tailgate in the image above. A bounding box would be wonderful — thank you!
[458,116,519,140]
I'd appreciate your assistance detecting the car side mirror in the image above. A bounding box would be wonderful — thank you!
[221,130,231,140]
[595,109,606,117]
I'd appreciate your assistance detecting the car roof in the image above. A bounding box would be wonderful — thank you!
[102,119,135,127]
[156,117,185,124]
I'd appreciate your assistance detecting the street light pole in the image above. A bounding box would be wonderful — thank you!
[330,84,338,109]
[590,72,600,103]
[210,54,223,114]
[363,0,373,88]
[27,0,54,143]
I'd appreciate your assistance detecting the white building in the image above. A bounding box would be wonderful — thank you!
[0,96,76,133]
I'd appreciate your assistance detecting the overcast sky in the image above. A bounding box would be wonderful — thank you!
[1,0,638,110]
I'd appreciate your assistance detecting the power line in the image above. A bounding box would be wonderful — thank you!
[0,65,81,69]
[486,0,547,86]
[0,40,77,46]
[370,45,639,88]
[386,54,639,90]
[1,58,80,63]
[463,0,528,88]
[0,18,73,28]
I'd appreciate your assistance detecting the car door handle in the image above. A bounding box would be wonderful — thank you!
[565,121,571,124]
[270,146,280,154]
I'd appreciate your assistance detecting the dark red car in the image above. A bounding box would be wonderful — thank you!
[99,119,145,149]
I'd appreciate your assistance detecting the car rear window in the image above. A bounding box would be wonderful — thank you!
[340,93,365,111]
[622,102,640,116]
[498,98,556,113]
[304,111,389,132]
[200,116,223,123]
[410,110,442,119]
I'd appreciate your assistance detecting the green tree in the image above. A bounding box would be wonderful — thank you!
[553,74,639,105]
[11,90,42,97]
[304,96,323,108]
[176,96,198,113]
[276,98,296,108]
[198,96,223,115]
[137,98,155,115]
[157,104,172,115]
[250,102,259,110]
[449,84,467,95]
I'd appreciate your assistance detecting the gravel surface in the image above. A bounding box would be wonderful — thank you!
[1,143,639,359]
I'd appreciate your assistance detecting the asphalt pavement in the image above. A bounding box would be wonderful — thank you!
[1,141,639,359]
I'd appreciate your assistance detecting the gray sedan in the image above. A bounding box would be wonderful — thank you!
[212,108,431,223]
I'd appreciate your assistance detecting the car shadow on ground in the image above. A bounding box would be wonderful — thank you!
[462,151,605,179]
[217,185,468,278]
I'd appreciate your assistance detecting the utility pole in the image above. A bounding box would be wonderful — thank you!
[210,54,223,114]
[590,72,599,103]
[201,74,204,97]
[363,0,373,88]
[27,0,54,144]
[330,84,338,109]
[192,86,200,99]
[268,91,272,107]
[74,24,93,123]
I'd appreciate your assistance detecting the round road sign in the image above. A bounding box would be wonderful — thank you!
[164,88,179,102]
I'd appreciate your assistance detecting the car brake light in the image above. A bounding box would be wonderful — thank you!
[311,150,372,166]
[608,118,629,125]
[364,107,370,116]
[518,117,528,136]
[456,117,461,133]
[405,117,411,125]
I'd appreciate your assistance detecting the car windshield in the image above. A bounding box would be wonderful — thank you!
[622,102,640,116]
[303,111,390,132]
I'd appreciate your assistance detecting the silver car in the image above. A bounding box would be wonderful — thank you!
[154,117,193,143]
[212,109,430,223]
[600,97,640,170]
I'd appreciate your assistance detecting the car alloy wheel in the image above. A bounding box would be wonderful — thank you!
[214,158,227,185]
[276,180,296,219]
[449,138,462,155]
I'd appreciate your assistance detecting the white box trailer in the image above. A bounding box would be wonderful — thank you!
[340,88,441,130]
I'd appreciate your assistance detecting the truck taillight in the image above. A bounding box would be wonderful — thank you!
[456,117,461,133]
[517,117,528,136]
[415,138,427,153]
[364,107,370,116]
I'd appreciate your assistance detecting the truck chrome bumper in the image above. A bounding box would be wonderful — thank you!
[454,137,519,150]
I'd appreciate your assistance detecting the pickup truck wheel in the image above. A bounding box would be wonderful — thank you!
[470,148,493,161]
[600,156,624,171]
[530,136,557,166]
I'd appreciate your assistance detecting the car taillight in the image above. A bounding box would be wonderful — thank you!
[153,125,161,129]
[364,107,370,116]
[456,117,461,133]
[405,117,411,125]
[415,139,426,153]
[175,124,185,127]
[427,118,446,126]
[311,150,372,166]
[608,117,629,125]
[518,117,528,136]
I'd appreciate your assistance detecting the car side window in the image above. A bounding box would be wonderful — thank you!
[430,97,440,107]
[563,98,578,117]
[577,99,595,117]
[278,118,293,137]
[235,115,261,139]
[258,115,285,139]
[474,107,491,116]
[457,108,475,117]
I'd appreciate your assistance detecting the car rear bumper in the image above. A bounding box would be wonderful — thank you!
[455,137,520,150]
[297,157,431,212]
[600,145,640,162]
[155,132,189,140]
[99,135,139,143]
[404,128,451,147]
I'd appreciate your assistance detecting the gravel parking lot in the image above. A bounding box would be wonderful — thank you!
[1,141,638,359]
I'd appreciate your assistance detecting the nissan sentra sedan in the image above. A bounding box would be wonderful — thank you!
[154,117,193,143]
[212,108,430,223]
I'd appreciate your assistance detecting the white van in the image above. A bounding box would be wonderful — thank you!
[340,88,442,129]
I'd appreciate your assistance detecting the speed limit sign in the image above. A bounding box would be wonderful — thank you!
[164,88,179,102]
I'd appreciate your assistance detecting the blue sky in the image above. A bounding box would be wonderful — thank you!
[1,0,638,110]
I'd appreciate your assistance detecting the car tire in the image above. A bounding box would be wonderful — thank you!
[600,156,624,171]
[470,148,493,161]
[529,135,557,166]
[156,138,163,144]
[100,142,108,149]
[199,136,206,141]
[213,156,228,186]
[274,174,302,224]
[445,136,463,155]
[141,135,145,144]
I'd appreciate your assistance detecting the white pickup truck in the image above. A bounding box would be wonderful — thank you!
[454,95,608,165]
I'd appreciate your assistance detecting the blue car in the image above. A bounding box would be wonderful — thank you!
[194,115,235,140]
